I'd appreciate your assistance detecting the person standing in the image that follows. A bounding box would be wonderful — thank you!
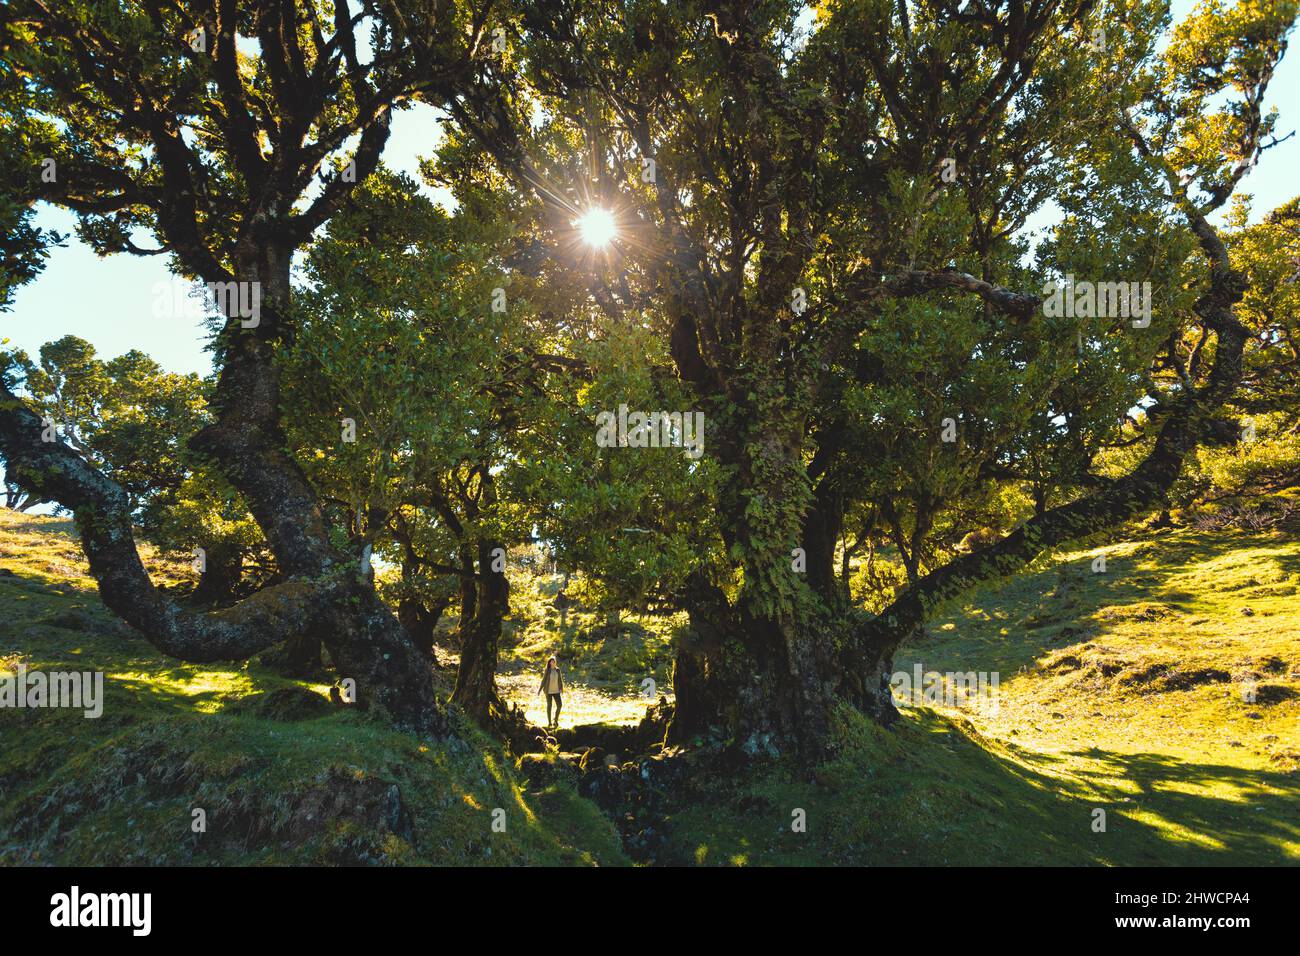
[536,656,564,728]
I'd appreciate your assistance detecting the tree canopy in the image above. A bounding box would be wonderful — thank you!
[1,0,1296,759]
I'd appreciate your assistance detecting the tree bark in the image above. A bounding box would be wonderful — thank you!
[454,544,479,649]
[191,540,243,606]
[803,480,845,607]
[451,538,509,723]
[664,408,880,759]
[398,592,449,654]
[0,247,445,733]
[668,569,881,759]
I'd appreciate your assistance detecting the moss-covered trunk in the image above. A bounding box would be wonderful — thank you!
[452,537,509,723]
[665,403,895,758]
[191,540,243,605]
[0,246,446,734]
[668,576,897,758]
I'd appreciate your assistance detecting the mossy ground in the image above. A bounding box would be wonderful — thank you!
[0,510,627,866]
[665,529,1299,865]
[2,510,1295,865]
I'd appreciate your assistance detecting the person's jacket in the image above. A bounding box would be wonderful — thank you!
[537,665,564,695]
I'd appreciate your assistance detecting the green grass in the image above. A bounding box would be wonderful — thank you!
[0,510,628,866]
[2,510,1296,865]
[666,528,1300,865]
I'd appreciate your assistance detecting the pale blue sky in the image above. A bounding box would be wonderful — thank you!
[5,1,1297,379]
[4,102,450,377]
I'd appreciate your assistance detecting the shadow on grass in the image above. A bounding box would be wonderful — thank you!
[673,708,1298,866]
[1065,746,1300,859]
[892,710,1300,865]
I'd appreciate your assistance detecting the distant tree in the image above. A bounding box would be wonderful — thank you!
[1,335,267,602]
[19,338,203,498]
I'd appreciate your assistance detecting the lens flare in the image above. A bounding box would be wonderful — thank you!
[577,207,617,247]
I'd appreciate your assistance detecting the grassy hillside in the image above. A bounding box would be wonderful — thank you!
[666,531,1299,865]
[1,508,1296,865]
[0,510,627,866]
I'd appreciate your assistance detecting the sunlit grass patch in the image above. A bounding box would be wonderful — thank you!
[885,528,1299,864]
[0,511,628,866]
[3,509,1295,865]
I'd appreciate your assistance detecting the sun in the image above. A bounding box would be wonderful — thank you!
[577,207,617,248]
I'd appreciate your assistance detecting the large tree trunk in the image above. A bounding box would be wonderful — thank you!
[668,573,896,758]
[451,537,509,723]
[0,244,445,733]
[398,592,449,654]
[454,545,478,649]
[191,540,243,606]
[665,406,894,759]
[804,480,845,608]
[273,633,324,676]
[190,247,440,724]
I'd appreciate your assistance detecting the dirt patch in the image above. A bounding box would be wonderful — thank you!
[1041,651,1083,671]
[1267,749,1300,772]
[1118,664,1232,691]
[1251,655,1290,676]
[1094,602,1183,624]
[1036,645,1135,686]
[1036,645,1237,695]
[1245,583,1299,598]
[1249,683,1299,705]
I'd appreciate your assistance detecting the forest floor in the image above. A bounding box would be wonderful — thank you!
[0,510,626,865]
[1,508,1296,865]
[662,530,1299,865]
